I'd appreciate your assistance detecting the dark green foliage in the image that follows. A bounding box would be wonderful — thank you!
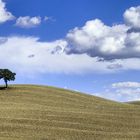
[0,69,16,88]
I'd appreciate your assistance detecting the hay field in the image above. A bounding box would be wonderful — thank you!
[0,85,139,140]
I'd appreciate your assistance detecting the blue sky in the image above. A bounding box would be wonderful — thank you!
[2,0,139,40]
[0,0,140,101]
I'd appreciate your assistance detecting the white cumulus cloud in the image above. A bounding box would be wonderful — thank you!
[15,16,41,28]
[66,18,140,60]
[0,0,15,23]
[124,6,140,29]
[65,6,140,60]
[66,19,129,60]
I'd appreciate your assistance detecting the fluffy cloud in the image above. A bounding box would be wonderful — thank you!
[124,6,140,29]
[66,19,128,60]
[15,16,41,28]
[0,0,15,23]
[65,6,140,60]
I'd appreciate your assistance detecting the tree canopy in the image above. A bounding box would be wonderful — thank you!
[0,69,16,88]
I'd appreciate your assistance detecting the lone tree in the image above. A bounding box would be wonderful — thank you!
[0,69,16,88]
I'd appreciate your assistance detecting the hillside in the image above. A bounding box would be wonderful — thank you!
[128,101,140,106]
[0,85,139,140]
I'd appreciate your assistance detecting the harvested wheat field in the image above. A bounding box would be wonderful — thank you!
[0,85,139,140]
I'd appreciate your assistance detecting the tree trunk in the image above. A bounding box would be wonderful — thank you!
[4,79,8,88]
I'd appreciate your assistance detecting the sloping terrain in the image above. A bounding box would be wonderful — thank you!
[0,85,139,140]
[128,101,140,106]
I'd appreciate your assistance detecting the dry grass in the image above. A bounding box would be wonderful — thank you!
[0,85,139,140]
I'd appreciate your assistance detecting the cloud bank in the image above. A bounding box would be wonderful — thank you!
[0,36,140,76]
[0,36,119,75]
